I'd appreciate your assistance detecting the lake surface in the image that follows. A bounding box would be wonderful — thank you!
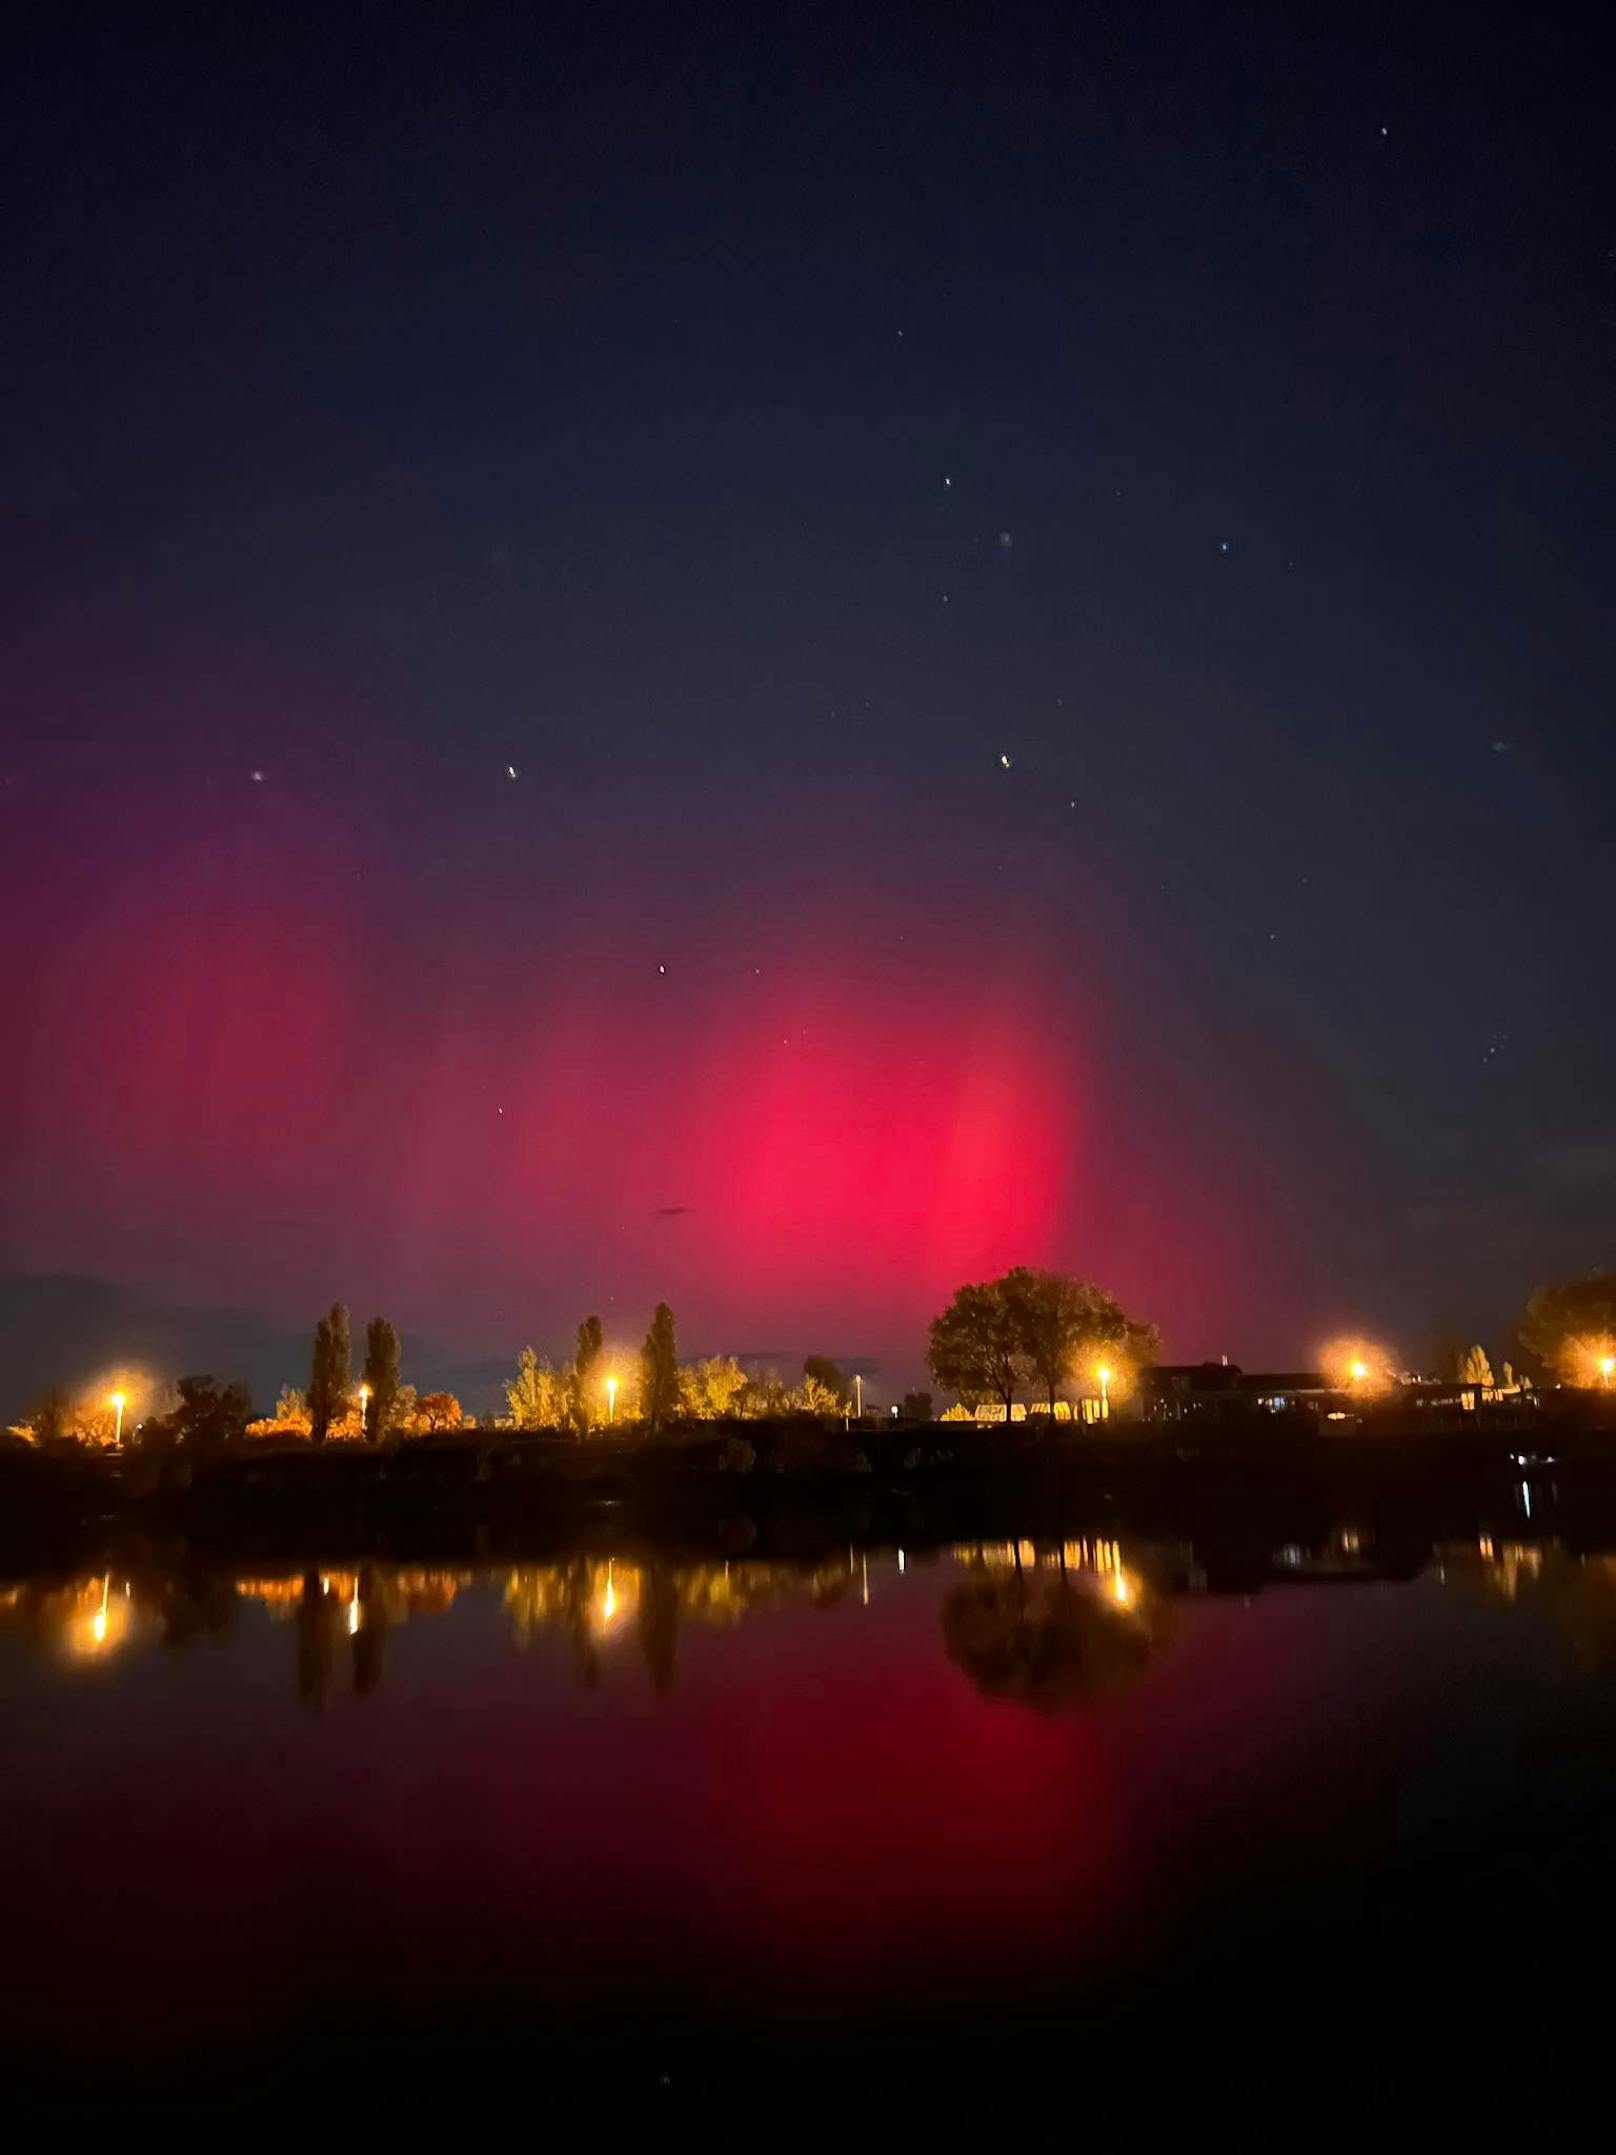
[6,1480,1616,2131]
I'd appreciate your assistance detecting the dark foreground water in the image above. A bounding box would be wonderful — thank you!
[5,1480,1616,2133]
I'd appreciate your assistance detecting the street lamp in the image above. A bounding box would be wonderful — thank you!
[1350,1360,1369,1385]
[1602,1356,1615,1390]
[109,1391,126,1446]
[1096,1364,1111,1419]
[853,1373,863,1419]
[606,1374,618,1424]
[357,1382,370,1435]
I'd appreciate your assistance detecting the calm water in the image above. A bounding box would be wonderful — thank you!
[6,1492,1616,2129]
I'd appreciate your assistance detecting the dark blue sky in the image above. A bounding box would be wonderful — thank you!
[1,0,1611,1400]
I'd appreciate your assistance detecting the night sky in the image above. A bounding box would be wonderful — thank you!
[2,2,1612,1399]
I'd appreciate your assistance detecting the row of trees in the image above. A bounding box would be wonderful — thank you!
[503,1305,881,1435]
[17,1264,1614,1452]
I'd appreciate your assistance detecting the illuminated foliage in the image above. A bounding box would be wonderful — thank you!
[411,1391,465,1434]
[506,1346,571,1430]
[1003,1267,1160,1419]
[791,1372,844,1416]
[569,1315,604,1436]
[680,1353,750,1419]
[1519,1272,1616,1385]
[1433,1340,1494,1387]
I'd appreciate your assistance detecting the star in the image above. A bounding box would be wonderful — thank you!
[506,764,520,779]
[1219,540,1230,554]
[1000,753,1012,769]
[249,769,264,783]
[658,963,666,974]
[997,530,1013,549]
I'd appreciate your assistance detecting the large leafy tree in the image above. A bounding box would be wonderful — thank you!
[680,1354,749,1419]
[927,1278,1029,1425]
[164,1375,252,1451]
[639,1302,680,1433]
[307,1304,350,1448]
[1519,1271,1616,1383]
[1005,1267,1160,1418]
[360,1318,401,1443]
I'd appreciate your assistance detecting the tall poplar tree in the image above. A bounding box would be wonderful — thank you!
[639,1302,680,1434]
[361,1317,401,1442]
[308,1302,350,1447]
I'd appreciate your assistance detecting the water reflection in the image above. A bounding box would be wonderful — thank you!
[941,1540,1171,1709]
[11,1502,1616,1705]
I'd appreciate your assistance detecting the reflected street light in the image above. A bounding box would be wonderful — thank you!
[109,1391,126,1446]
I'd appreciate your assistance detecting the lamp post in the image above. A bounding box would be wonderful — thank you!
[606,1374,618,1425]
[1602,1356,1615,1391]
[358,1383,370,1436]
[1096,1364,1111,1421]
[109,1391,126,1446]
[853,1373,863,1420]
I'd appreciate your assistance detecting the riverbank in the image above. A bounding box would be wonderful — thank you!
[3,1399,1613,1584]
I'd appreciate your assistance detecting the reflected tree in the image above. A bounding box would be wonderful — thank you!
[939,1560,1169,1710]
[296,1569,341,1709]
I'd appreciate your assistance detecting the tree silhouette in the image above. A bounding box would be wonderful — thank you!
[927,1278,1028,1423]
[161,1374,252,1450]
[1519,1272,1616,1382]
[639,1302,680,1433]
[307,1304,350,1447]
[1006,1267,1159,1419]
[636,1562,681,1694]
[360,1318,401,1443]
[569,1315,604,1437]
[802,1355,852,1407]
